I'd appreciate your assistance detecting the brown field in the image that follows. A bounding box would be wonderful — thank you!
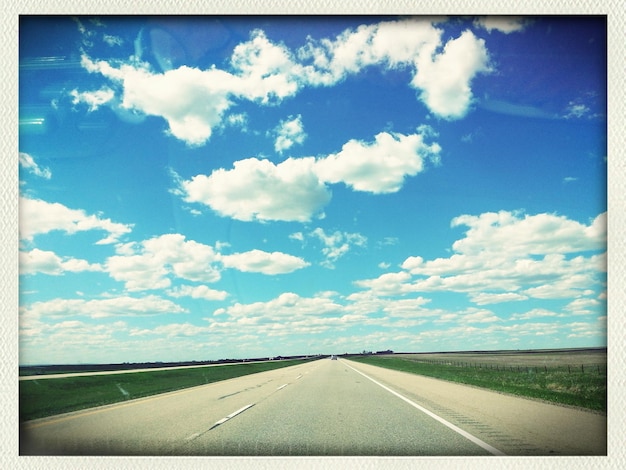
[392,347,607,368]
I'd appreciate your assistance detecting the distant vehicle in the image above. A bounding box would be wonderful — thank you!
[331,355,337,360]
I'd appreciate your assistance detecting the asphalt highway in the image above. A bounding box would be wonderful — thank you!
[20,358,606,456]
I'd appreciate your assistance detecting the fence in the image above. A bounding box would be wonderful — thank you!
[414,359,607,375]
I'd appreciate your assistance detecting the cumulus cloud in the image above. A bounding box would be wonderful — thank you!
[72,18,492,146]
[469,292,528,305]
[19,196,132,245]
[214,292,343,319]
[314,131,441,193]
[229,30,303,103]
[359,211,608,305]
[106,233,221,291]
[175,129,440,222]
[450,211,606,256]
[221,249,309,274]
[411,30,491,118]
[22,295,187,319]
[20,248,102,275]
[106,233,309,291]
[167,284,228,301]
[80,56,235,146]
[179,157,331,222]
[19,152,51,179]
[273,114,306,153]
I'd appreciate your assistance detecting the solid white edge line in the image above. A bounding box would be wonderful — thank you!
[343,361,507,456]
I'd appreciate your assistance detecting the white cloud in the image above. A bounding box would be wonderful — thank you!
[314,131,441,194]
[473,17,530,34]
[412,30,491,118]
[450,211,606,256]
[309,228,367,268]
[130,322,210,338]
[103,34,123,47]
[19,196,132,245]
[167,285,228,301]
[20,248,102,275]
[353,271,413,296]
[367,211,608,303]
[564,297,603,316]
[80,56,235,146]
[73,19,491,146]
[297,18,442,85]
[510,308,560,321]
[216,292,343,319]
[289,232,304,242]
[106,234,308,291]
[221,249,309,274]
[230,30,302,103]
[179,157,331,222]
[22,295,187,319]
[273,114,306,153]
[565,101,591,119]
[106,233,221,291]
[69,87,115,111]
[469,292,528,305]
[19,152,51,179]
[175,129,440,222]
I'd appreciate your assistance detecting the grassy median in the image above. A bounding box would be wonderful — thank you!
[349,355,606,412]
[20,359,311,422]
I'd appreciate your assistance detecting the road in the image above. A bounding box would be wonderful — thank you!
[19,358,606,456]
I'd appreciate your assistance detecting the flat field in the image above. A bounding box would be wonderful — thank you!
[351,348,607,412]
[19,358,312,422]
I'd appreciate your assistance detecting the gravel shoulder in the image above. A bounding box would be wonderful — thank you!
[345,359,607,456]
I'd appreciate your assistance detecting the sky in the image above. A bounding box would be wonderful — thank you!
[18,16,607,365]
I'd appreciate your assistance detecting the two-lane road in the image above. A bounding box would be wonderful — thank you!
[20,358,606,456]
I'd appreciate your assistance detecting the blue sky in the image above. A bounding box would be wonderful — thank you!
[18,16,607,365]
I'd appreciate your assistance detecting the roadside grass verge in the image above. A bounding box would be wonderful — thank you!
[20,359,311,422]
[349,356,606,413]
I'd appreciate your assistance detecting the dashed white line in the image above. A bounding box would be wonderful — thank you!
[343,361,506,456]
[276,383,288,391]
[209,403,255,430]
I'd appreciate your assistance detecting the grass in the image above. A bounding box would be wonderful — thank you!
[349,355,606,413]
[20,359,311,422]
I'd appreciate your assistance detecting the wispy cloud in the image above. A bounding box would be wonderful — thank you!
[309,228,367,268]
[473,17,530,34]
[19,152,51,179]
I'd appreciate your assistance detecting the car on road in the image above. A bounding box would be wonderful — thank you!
[331,355,337,360]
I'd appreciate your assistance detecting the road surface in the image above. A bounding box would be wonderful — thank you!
[20,358,606,456]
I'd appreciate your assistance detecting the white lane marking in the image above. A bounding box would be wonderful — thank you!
[343,362,506,456]
[296,374,302,380]
[208,403,254,430]
[276,383,288,391]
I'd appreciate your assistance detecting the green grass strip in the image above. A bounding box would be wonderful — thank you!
[20,359,311,422]
[350,356,606,413]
